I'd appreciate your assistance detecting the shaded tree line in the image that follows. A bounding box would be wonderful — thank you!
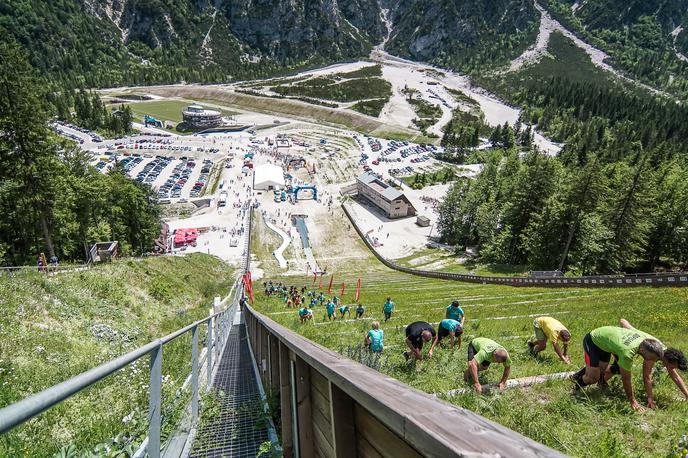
[438,147,688,274]
[0,43,161,266]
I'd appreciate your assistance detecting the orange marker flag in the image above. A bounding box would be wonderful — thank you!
[340,282,346,297]
[328,275,334,293]
[355,277,361,302]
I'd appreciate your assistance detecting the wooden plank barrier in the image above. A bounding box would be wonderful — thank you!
[244,304,567,458]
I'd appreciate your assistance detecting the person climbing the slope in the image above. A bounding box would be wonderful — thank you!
[339,303,350,319]
[445,300,465,326]
[325,299,336,321]
[600,319,688,404]
[438,319,464,350]
[383,297,395,322]
[365,321,384,353]
[403,321,438,362]
[298,305,313,323]
[464,337,512,393]
[571,323,664,412]
[527,316,571,364]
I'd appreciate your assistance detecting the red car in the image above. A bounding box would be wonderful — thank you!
[372,160,379,165]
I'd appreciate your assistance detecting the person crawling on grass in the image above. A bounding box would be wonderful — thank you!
[339,304,350,319]
[403,321,438,362]
[383,297,395,321]
[298,305,313,323]
[571,323,664,412]
[445,300,465,326]
[463,337,512,393]
[527,316,571,364]
[365,321,384,353]
[438,319,464,350]
[325,299,336,321]
[600,318,688,403]
[355,303,365,319]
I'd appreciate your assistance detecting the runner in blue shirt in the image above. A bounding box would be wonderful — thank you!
[339,304,350,319]
[438,319,464,350]
[382,297,395,321]
[298,305,313,323]
[325,300,336,321]
[445,300,465,325]
[365,321,384,353]
[355,304,365,319]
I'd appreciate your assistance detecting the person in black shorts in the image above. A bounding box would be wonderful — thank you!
[403,321,438,362]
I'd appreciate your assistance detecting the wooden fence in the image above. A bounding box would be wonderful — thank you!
[244,304,566,458]
[342,203,688,288]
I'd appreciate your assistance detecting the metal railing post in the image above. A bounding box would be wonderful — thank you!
[207,316,213,388]
[191,325,199,423]
[148,343,163,458]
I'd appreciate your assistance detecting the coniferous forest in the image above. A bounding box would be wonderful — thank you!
[0,43,161,265]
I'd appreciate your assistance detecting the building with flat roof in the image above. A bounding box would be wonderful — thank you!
[182,104,222,130]
[356,172,416,219]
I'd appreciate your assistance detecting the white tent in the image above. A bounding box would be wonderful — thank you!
[253,163,285,190]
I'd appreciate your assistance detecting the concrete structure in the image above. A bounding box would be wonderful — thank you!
[182,104,222,130]
[356,172,416,219]
[416,215,430,227]
[253,164,285,191]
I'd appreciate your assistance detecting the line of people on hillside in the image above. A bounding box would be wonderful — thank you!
[265,284,688,410]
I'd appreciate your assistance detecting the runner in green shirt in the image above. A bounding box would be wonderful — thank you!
[463,337,512,393]
[571,323,664,412]
[601,319,688,407]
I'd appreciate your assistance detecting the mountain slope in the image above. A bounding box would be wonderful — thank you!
[540,0,688,97]
[384,0,540,72]
[0,0,384,88]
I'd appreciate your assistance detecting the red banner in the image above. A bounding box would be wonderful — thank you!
[319,273,323,289]
[312,272,317,285]
[328,275,334,293]
[340,283,346,297]
[242,274,250,293]
[355,277,361,302]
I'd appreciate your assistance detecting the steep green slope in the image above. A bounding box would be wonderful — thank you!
[0,254,235,457]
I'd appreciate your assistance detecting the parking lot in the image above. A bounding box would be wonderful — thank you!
[89,152,216,201]
[354,135,442,179]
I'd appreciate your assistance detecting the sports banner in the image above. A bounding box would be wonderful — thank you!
[355,277,361,302]
[319,273,323,289]
[328,275,334,293]
[340,282,345,297]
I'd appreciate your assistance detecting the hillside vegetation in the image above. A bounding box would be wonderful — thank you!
[254,268,688,458]
[0,254,235,457]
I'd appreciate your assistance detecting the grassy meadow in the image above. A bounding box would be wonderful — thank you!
[0,254,236,457]
[253,265,688,456]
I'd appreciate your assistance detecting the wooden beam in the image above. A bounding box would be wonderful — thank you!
[279,341,294,458]
[329,382,355,458]
[294,355,314,457]
[441,371,575,397]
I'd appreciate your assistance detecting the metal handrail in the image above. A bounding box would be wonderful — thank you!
[0,278,242,458]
